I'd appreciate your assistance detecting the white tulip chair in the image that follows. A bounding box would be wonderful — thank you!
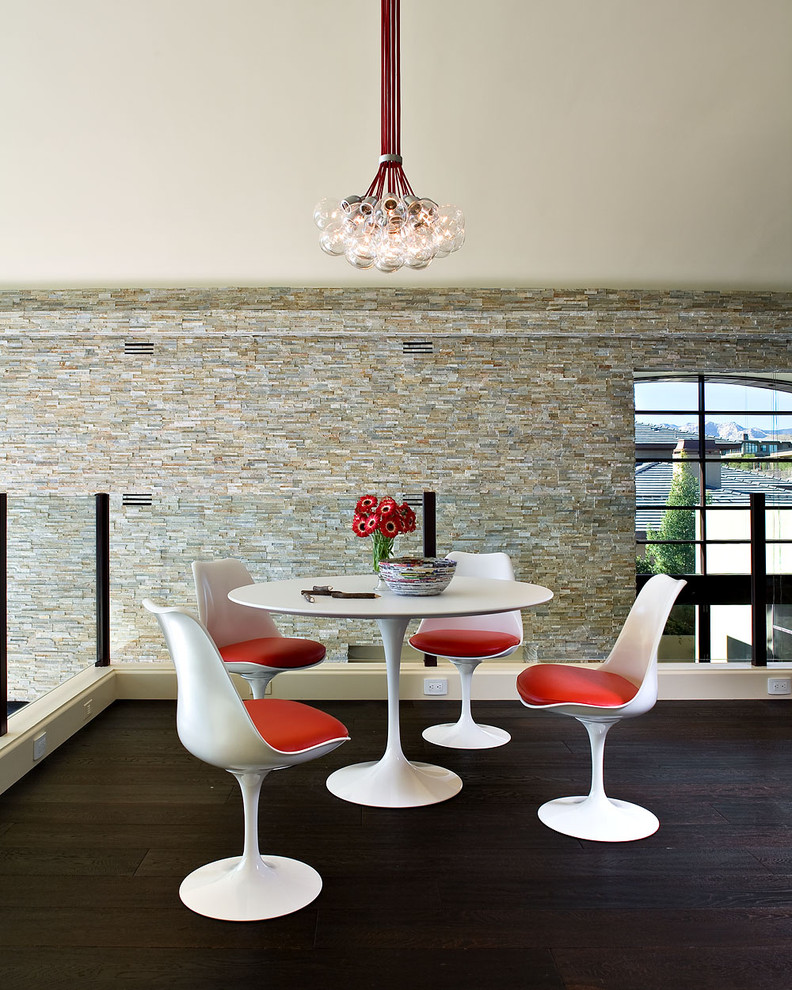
[192,557,326,699]
[143,599,349,921]
[516,574,686,842]
[409,551,523,749]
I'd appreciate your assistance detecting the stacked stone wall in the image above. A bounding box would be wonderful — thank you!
[2,288,790,699]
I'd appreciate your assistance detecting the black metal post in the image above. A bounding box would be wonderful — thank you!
[423,492,437,667]
[422,490,436,558]
[750,492,767,666]
[1,493,7,736]
[422,490,438,667]
[698,603,711,662]
[95,492,111,666]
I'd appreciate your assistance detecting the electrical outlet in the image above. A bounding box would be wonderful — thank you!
[767,677,791,696]
[33,733,47,760]
[83,698,93,720]
[424,678,448,696]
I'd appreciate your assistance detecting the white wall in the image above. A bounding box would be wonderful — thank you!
[1,0,790,289]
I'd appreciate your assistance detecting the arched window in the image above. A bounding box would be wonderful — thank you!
[635,374,792,663]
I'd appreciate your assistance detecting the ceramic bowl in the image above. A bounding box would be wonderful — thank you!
[378,556,457,596]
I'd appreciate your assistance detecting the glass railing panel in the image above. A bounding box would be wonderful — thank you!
[766,504,792,660]
[115,492,555,666]
[6,495,96,714]
[710,604,753,661]
[657,602,696,662]
[112,493,429,666]
[768,601,792,662]
[766,507,792,576]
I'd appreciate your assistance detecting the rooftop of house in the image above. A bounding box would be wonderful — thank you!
[635,422,699,445]
[635,461,792,531]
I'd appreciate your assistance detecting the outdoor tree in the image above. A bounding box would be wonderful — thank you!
[641,462,700,575]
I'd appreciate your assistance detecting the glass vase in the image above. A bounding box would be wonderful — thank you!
[371,532,394,590]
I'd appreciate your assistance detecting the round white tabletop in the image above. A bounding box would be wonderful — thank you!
[229,574,553,619]
[230,573,553,809]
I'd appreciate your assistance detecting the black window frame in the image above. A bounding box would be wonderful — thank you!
[635,373,792,663]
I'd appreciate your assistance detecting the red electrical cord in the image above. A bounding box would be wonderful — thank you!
[365,0,413,200]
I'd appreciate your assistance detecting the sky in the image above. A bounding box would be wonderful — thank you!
[635,379,792,433]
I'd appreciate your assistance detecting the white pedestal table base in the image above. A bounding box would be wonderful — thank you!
[326,751,462,808]
[327,614,463,807]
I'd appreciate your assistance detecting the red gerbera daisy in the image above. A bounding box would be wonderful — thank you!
[403,506,417,533]
[352,513,370,537]
[379,516,400,538]
[355,495,378,515]
[352,492,419,559]
[377,497,398,517]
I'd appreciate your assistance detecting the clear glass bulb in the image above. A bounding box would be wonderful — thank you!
[433,205,465,258]
[381,192,399,214]
[345,228,378,269]
[403,195,421,219]
[374,223,405,273]
[316,191,463,267]
[403,225,436,268]
[347,252,376,270]
[374,257,402,273]
[313,198,342,231]
[450,227,465,253]
[345,202,368,232]
[418,198,439,223]
[319,219,347,256]
[445,205,465,227]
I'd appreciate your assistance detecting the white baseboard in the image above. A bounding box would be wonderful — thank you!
[3,659,789,796]
[657,663,792,700]
[0,665,116,795]
[111,659,792,702]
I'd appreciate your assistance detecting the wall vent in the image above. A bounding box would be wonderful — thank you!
[122,493,153,507]
[124,340,154,356]
[402,340,433,355]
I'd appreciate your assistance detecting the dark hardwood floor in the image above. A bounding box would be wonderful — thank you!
[1,697,791,990]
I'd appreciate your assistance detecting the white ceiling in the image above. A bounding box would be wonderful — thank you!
[1,0,790,290]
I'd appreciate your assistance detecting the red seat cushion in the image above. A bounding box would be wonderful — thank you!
[244,698,349,753]
[409,629,521,659]
[516,664,638,708]
[220,637,326,669]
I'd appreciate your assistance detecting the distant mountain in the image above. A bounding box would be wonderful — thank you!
[683,420,772,442]
[637,420,776,441]
[637,419,792,443]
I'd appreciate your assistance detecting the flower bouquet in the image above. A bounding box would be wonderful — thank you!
[352,495,418,573]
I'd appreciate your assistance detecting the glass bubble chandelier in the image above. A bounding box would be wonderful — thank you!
[313,0,464,273]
